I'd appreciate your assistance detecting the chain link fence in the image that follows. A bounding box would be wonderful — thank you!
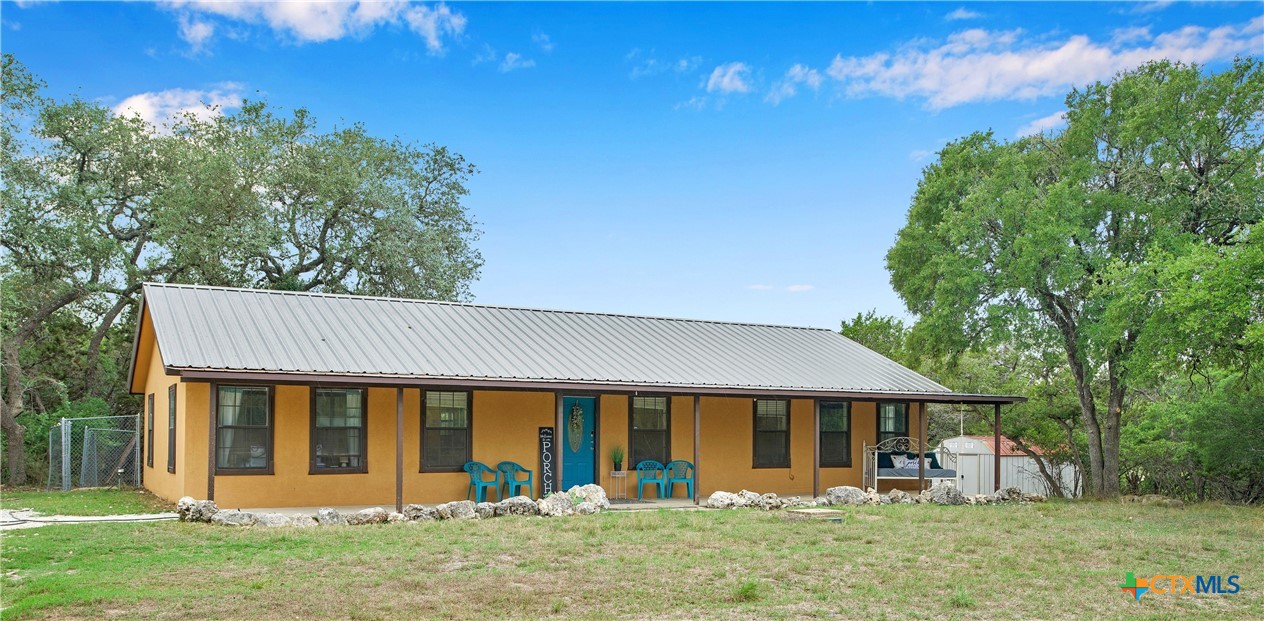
[46,415,141,490]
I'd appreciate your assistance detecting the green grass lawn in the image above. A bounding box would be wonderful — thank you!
[0,488,171,517]
[2,499,1261,620]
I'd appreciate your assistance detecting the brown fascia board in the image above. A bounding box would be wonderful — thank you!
[169,367,1028,404]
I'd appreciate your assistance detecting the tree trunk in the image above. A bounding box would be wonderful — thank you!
[1103,358,1126,497]
[1,341,28,485]
[83,292,136,397]
[1017,445,1066,498]
[1064,342,1107,497]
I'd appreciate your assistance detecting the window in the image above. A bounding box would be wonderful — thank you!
[629,396,670,466]
[216,386,272,474]
[311,388,367,473]
[422,391,471,472]
[167,385,177,473]
[753,399,790,468]
[146,394,154,468]
[819,401,851,467]
[877,402,909,444]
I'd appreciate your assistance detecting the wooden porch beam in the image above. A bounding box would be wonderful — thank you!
[396,387,404,513]
[555,392,563,492]
[994,403,1002,493]
[693,395,700,505]
[812,399,820,499]
[918,402,927,491]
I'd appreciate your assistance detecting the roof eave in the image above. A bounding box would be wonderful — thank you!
[169,367,1028,404]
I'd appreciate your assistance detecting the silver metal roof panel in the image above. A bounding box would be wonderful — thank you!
[141,283,957,395]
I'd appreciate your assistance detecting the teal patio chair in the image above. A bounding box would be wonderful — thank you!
[664,460,694,499]
[497,461,534,498]
[464,461,501,503]
[635,460,666,500]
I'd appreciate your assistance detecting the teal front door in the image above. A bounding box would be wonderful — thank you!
[561,397,596,490]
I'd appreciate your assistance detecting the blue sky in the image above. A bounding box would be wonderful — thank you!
[4,1,1260,328]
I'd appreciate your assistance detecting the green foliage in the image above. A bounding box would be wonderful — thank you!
[840,310,910,366]
[0,54,484,484]
[608,444,625,465]
[886,57,1263,497]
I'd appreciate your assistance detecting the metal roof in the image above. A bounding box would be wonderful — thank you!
[135,283,1021,402]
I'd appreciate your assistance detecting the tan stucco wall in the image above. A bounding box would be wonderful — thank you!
[138,346,925,507]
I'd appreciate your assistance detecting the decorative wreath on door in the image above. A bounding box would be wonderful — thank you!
[568,403,584,453]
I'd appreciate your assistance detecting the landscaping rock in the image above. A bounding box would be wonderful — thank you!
[567,484,611,511]
[176,496,220,522]
[211,510,258,527]
[1023,493,1048,503]
[736,490,762,508]
[760,493,784,510]
[346,507,389,525]
[475,502,497,520]
[825,486,868,506]
[387,512,407,523]
[291,515,318,528]
[887,489,913,504]
[814,496,831,507]
[575,501,599,515]
[929,484,965,506]
[706,491,740,509]
[441,500,478,520]
[864,488,883,505]
[995,487,1024,502]
[403,504,437,521]
[495,496,539,517]
[315,508,347,526]
[255,512,292,528]
[536,493,575,517]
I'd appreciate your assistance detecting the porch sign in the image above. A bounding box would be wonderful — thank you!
[539,427,555,496]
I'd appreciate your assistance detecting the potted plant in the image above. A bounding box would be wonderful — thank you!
[609,445,625,471]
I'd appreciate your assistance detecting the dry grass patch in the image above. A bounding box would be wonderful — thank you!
[1,502,1261,619]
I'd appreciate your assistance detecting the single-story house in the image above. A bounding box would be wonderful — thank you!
[128,283,1023,509]
[940,435,1080,497]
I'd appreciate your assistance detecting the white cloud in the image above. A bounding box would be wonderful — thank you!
[1016,110,1068,137]
[706,62,752,94]
[675,96,708,111]
[766,63,823,104]
[161,1,465,52]
[533,32,554,53]
[785,284,815,293]
[113,85,244,128]
[746,284,773,291]
[403,3,466,53]
[499,52,535,73]
[178,14,215,53]
[909,149,936,162]
[825,17,1263,109]
[1132,1,1174,13]
[946,7,983,21]
[627,49,702,79]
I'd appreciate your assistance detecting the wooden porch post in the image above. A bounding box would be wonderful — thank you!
[207,384,217,501]
[812,399,820,499]
[396,387,404,513]
[918,402,927,491]
[555,392,563,492]
[693,395,700,505]
[994,403,1002,493]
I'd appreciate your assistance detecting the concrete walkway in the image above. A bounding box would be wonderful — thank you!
[0,508,177,531]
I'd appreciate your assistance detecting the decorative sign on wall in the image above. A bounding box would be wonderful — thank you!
[539,427,555,496]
